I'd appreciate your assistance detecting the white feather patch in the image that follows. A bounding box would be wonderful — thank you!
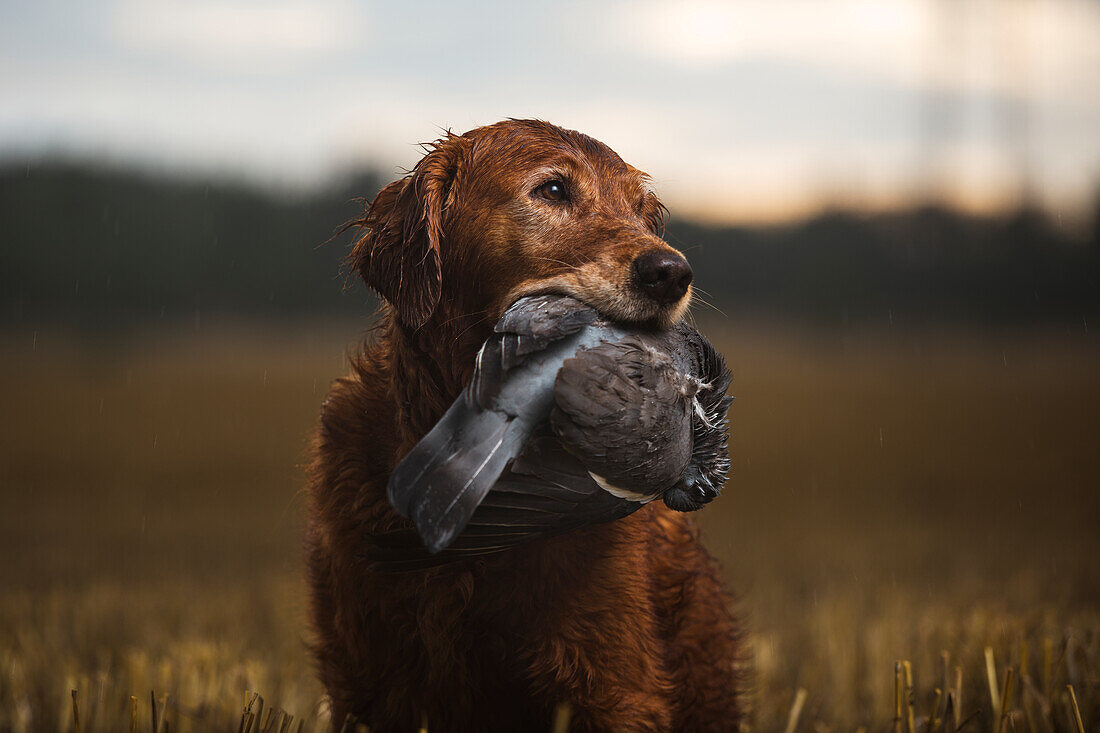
[588,472,659,502]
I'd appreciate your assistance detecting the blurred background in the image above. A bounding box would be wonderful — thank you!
[1,1,1098,731]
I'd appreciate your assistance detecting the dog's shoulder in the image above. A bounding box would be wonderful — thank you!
[308,335,402,536]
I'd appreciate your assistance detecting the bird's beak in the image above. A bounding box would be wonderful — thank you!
[662,477,717,512]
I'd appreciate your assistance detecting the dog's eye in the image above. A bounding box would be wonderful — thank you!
[533,180,567,203]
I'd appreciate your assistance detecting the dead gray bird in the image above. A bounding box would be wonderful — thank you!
[371,294,732,570]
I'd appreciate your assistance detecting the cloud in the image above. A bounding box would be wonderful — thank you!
[616,0,927,79]
[647,0,919,67]
[113,0,359,71]
[618,0,1100,104]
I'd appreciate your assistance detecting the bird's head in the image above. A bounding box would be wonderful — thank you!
[662,464,721,512]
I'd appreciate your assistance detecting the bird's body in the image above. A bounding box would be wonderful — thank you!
[372,294,732,571]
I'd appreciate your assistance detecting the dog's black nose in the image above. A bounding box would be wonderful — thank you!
[632,250,693,304]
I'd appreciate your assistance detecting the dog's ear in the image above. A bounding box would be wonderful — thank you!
[349,134,468,329]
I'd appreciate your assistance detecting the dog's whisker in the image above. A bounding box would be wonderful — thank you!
[692,284,718,298]
[524,255,577,269]
[691,291,724,314]
[437,307,492,330]
[450,311,496,345]
[690,291,726,318]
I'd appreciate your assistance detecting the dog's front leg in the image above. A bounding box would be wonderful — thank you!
[500,515,677,732]
[520,604,675,731]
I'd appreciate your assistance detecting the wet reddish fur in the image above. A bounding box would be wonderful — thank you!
[306,120,744,731]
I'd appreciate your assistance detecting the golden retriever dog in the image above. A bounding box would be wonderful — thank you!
[306,119,742,731]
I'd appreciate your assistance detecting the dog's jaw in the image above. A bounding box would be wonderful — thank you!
[504,273,691,330]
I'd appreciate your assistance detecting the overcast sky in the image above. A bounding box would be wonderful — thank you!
[1,0,1097,224]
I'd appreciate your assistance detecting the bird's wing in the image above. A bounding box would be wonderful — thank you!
[365,430,643,572]
[469,294,599,408]
[550,336,694,496]
[386,295,602,554]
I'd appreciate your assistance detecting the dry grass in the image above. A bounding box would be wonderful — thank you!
[1,320,1097,732]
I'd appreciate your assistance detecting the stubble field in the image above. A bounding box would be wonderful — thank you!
[1,319,1097,732]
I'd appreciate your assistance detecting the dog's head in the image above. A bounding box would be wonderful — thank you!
[349,119,692,331]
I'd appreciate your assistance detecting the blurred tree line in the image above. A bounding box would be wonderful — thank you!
[673,206,1100,327]
[1,161,1097,329]
[0,162,378,328]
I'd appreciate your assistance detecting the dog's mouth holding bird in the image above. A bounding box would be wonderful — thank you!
[447,130,694,330]
[440,124,696,330]
[501,243,694,331]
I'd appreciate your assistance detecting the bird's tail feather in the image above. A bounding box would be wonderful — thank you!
[387,399,530,553]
